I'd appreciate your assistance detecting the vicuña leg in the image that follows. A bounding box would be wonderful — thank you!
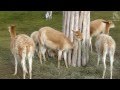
[58,50,62,68]
[102,51,107,79]
[13,54,18,75]
[63,51,68,68]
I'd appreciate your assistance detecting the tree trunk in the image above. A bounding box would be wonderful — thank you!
[62,11,90,67]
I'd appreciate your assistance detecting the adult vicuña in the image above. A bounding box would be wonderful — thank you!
[38,26,83,68]
[31,31,57,64]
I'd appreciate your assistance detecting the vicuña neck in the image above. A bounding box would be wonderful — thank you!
[10,26,16,39]
[105,24,110,35]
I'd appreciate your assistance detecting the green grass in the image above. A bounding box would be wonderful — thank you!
[0,11,120,79]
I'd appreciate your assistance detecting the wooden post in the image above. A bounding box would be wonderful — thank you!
[62,11,90,67]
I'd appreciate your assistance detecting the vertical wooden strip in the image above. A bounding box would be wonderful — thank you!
[78,11,84,67]
[69,11,75,42]
[67,11,73,66]
[79,11,84,31]
[71,11,79,67]
[66,11,71,37]
[74,11,79,66]
[62,11,65,33]
[74,11,79,30]
[86,11,90,63]
[77,11,81,67]
[64,11,68,35]
[81,11,87,66]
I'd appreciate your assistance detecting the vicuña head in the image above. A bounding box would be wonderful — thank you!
[102,20,115,34]
[72,29,83,41]
[102,20,115,28]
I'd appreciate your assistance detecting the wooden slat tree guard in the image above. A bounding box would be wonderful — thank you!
[62,11,90,67]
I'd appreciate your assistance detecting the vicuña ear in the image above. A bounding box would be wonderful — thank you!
[102,20,109,23]
[11,25,16,27]
[8,26,11,32]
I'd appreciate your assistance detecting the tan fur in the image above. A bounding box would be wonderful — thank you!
[30,31,39,53]
[9,25,35,79]
[31,31,57,63]
[38,26,83,68]
[90,19,105,36]
[39,27,74,50]
[30,31,39,46]
[90,19,115,52]
[8,25,16,38]
[90,19,115,37]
